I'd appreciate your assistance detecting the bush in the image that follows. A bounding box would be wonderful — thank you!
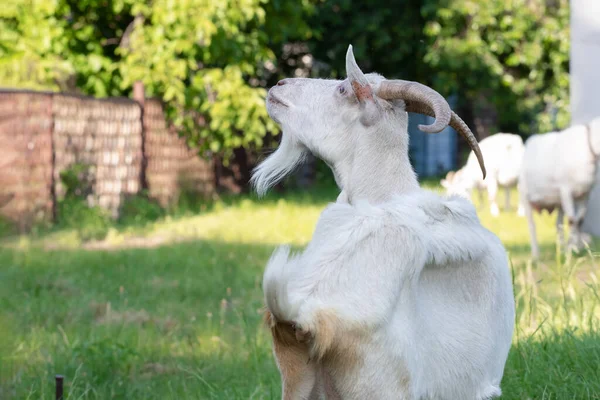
[118,192,165,226]
[0,216,14,238]
[56,197,111,241]
[59,163,94,198]
[56,163,111,241]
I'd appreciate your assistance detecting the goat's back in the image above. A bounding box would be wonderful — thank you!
[387,194,514,399]
[521,126,597,206]
[465,133,524,187]
[264,191,515,399]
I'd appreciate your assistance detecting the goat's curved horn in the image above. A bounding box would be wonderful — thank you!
[395,100,486,179]
[376,80,452,134]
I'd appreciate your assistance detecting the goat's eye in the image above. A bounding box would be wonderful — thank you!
[338,85,346,95]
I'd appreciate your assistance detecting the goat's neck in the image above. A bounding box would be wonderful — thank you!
[334,127,419,204]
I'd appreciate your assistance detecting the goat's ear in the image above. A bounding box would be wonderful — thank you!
[345,45,379,126]
[440,179,449,189]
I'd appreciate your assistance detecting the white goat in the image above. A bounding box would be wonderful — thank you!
[441,133,525,217]
[519,119,600,259]
[253,45,515,400]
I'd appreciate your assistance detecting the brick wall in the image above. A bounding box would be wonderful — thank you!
[52,95,143,217]
[0,90,215,229]
[0,91,54,231]
[144,99,214,207]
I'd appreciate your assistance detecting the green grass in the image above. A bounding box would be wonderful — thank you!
[1,182,599,399]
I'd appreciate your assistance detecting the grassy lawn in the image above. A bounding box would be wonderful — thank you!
[1,182,599,399]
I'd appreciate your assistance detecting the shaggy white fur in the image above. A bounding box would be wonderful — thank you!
[264,191,514,399]
[254,45,515,399]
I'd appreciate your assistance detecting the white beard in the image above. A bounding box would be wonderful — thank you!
[251,132,307,197]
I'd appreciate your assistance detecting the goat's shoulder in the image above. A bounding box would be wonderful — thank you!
[311,189,502,265]
[387,190,504,265]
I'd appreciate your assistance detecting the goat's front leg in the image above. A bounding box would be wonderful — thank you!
[265,310,341,400]
[525,201,539,259]
[574,199,592,249]
[517,197,525,217]
[264,310,320,400]
[559,187,583,252]
[504,186,511,211]
[487,177,499,217]
[556,207,565,249]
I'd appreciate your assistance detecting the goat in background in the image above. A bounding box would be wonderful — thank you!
[519,119,600,259]
[441,133,525,217]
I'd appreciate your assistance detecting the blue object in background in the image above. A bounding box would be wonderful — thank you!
[408,95,458,178]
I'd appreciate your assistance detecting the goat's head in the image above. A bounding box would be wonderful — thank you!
[252,45,485,196]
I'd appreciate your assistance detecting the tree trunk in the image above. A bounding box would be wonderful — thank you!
[233,147,251,193]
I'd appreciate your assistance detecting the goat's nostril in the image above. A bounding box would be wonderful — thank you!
[276,80,286,86]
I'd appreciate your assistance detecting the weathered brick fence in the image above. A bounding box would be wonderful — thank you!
[0,89,215,231]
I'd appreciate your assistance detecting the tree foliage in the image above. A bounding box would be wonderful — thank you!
[1,0,571,160]
[308,0,428,82]
[305,0,570,136]
[0,0,72,90]
[422,0,570,134]
[1,0,315,161]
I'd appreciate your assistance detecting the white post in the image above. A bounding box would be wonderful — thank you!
[571,0,600,236]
